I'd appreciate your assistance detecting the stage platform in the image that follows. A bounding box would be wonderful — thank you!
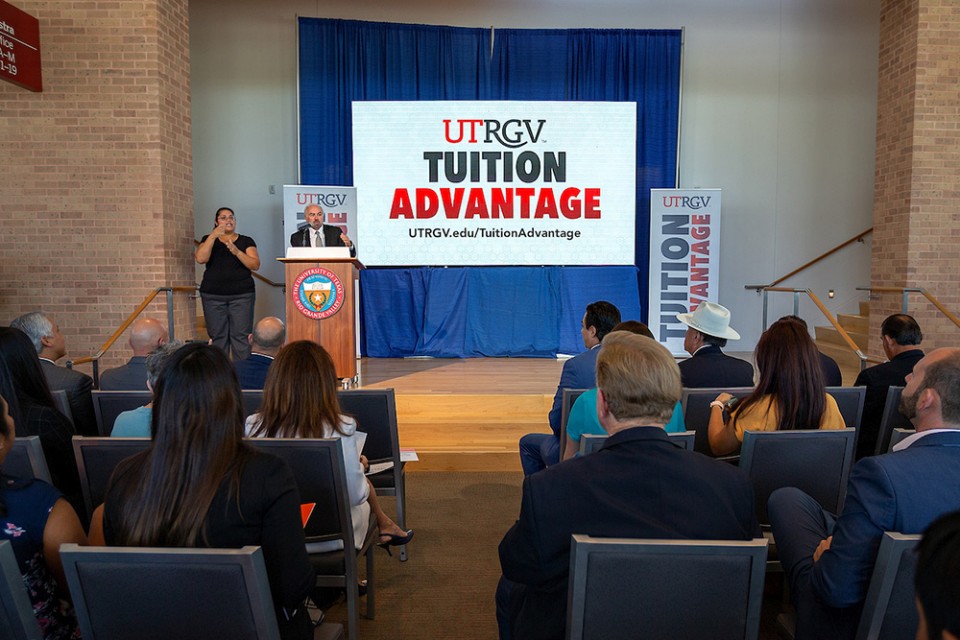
[355,351,860,472]
[357,356,564,472]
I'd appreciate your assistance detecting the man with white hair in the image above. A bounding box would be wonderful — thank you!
[497,331,758,639]
[99,317,169,390]
[11,311,98,436]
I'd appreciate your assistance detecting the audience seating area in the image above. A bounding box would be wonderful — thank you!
[6,377,922,639]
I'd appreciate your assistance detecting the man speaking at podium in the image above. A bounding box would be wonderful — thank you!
[290,203,357,257]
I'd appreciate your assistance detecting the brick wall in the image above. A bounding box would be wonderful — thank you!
[0,0,195,375]
[871,0,960,355]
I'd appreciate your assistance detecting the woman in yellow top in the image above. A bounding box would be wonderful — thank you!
[708,317,846,456]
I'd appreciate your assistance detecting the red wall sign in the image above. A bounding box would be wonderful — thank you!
[0,0,41,92]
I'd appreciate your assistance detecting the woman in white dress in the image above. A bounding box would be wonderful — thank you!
[246,340,412,553]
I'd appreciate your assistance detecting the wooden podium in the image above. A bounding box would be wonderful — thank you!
[279,257,363,380]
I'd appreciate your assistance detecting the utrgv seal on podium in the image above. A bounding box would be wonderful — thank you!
[293,267,345,319]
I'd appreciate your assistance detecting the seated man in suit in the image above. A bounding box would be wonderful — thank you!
[497,331,760,640]
[233,316,284,389]
[915,510,960,640]
[11,311,98,436]
[98,317,168,390]
[769,347,960,640]
[676,302,754,388]
[290,203,357,257]
[518,300,620,476]
[853,313,924,457]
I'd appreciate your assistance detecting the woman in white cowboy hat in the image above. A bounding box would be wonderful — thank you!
[707,316,846,456]
[676,302,755,389]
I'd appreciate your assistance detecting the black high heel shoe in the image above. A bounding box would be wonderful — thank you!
[377,530,414,556]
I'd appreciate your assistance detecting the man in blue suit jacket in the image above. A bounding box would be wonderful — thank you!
[498,332,759,639]
[518,301,620,476]
[233,316,284,389]
[770,347,960,640]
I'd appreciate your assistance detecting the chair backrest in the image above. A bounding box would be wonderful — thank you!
[855,532,920,640]
[559,388,589,459]
[91,390,153,436]
[825,386,867,428]
[0,541,42,640]
[50,389,73,426]
[886,428,915,453]
[72,437,151,519]
[247,438,353,549]
[60,544,282,640]
[4,437,52,484]
[739,428,856,524]
[875,386,910,455]
[337,389,399,465]
[579,431,695,455]
[680,387,753,455]
[241,390,264,419]
[566,535,768,640]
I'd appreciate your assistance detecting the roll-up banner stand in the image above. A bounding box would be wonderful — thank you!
[649,189,722,356]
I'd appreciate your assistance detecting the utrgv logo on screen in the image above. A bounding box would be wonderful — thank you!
[443,119,546,148]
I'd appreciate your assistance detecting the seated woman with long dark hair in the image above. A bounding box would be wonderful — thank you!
[708,316,846,456]
[0,384,86,640]
[89,344,315,640]
[246,340,412,553]
[0,327,82,512]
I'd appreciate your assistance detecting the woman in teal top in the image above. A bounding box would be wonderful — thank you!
[563,387,685,460]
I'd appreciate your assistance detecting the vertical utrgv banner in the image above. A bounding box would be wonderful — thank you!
[282,185,357,249]
[649,189,722,356]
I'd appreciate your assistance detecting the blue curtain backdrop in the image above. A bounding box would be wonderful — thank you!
[298,18,680,357]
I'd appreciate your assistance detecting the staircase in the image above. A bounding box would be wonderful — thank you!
[815,300,870,380]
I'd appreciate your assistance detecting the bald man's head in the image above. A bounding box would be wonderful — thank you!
[250,317,286,356]
[129,318,168,356]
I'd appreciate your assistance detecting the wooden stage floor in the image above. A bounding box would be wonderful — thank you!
[357,357,565,472]
[353,353,860,472]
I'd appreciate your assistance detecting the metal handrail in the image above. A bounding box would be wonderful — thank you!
[856,286,960,330]
[745,228,873,291]
[68,286,198,385]
[759,287,868,370]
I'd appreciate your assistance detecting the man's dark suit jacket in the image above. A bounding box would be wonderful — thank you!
[678,344,755,389]
[98,355,148,391]
[852,348,923,457]
[498,427,760,640]
[818,352,843,387]
[234,353,274,390]
[40,359,98,437]
[289,225,357,257]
